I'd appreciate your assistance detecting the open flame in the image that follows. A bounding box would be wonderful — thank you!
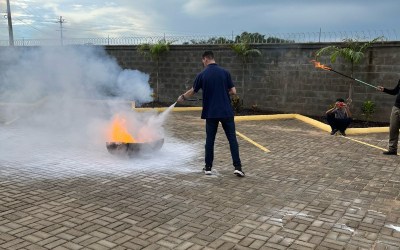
[311,60,332,71]
[109,114,136,143]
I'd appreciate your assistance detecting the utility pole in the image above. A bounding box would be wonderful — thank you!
[56,16,65,45]
[6,0,14,46]
[318,27,321,43]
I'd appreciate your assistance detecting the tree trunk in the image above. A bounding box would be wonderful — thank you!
[347,64,354,106]
[348,82,354,105]
[156,59,160,102]
[241,61,245,106]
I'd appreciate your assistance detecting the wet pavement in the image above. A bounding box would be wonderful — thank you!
[0,111,399,250]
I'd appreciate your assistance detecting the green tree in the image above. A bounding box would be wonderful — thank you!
[138,39,172,102]
[230,32,291,106]
[266,36,295,43]
[182,32,293,45]
[230,41,261,106]
[315,36,383,104]
[235,32,294,44]
[186,37,234,45]
[235,32,266,44]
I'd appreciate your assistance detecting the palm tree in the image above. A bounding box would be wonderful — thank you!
[315,36,383,104]
[230,42,261,105]
[138,39,172,102]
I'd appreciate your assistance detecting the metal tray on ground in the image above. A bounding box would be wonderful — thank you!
[106,138,164,157]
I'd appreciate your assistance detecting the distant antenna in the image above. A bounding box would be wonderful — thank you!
[6,0,14,46]
[56,16,66,45]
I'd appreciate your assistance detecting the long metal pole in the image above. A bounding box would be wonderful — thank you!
[6,0,14,46]
[329,69,378,89]
[312,60,378,89]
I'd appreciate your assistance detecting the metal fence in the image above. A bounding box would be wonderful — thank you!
[0,29,399,46]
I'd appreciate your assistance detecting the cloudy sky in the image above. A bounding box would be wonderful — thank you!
[0,0,398,42]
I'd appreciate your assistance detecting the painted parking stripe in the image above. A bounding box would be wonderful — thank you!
[342,136,399,155]
[236,131,270,152]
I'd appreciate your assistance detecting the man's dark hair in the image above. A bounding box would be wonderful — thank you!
[202,51,214,60]
[336,98,345,102]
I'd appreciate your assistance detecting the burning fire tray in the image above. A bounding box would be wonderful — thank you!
[106,138,164,157]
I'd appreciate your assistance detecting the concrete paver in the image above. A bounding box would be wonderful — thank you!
[1,111,399,249]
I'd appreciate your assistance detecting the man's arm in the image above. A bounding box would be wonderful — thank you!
[377,81,400,95]
[326,107,336,115]
[344,105,352,117]
[177,87,195,102]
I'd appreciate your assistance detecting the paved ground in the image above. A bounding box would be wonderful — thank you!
[0,111,400,250]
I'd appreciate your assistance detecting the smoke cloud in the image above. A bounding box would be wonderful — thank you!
[0,46,161,149]
[0,46,153,102]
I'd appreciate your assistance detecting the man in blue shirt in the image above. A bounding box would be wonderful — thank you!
[177,51,245,177]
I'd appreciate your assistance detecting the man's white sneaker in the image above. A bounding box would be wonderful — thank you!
[203,168,212,175]
[234,169,245,177]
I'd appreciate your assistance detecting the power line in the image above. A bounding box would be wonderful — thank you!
[13,17,47,33]
[14,0,46,18]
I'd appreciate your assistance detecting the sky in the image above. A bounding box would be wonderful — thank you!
[0,0,399,42]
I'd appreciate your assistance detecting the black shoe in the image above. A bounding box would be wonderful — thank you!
[340,130,346,136]
[234,169,245,177]
[330,129,338,135]
[383,151,397,155]
[203,167,212,175]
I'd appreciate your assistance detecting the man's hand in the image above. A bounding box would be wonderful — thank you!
[377,86,384,92]
[177,94,185,103]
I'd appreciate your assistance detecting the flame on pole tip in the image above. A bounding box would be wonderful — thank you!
[311,60,332,71]
[310,60,378,89]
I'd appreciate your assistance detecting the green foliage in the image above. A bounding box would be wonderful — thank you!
[361,100,376,123]
[235,32,294,44]
[231,95,242,114]
[138,39,172,61]
[251,104,259,112]
[138,39,172,102]
[187,37,234,45]
[266,36,295,43]
[182,32,294,45]
[151,92,157,100]
[235,32,266,43]
[314,36,383,102]
[315,36,383,65]
[230,40,261,105]
[230,42,262,63]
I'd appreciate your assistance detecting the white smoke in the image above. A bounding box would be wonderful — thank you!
[123,102,176,143]
[0,46,152,102]
[116,69,153,103]
[0,46,158,148]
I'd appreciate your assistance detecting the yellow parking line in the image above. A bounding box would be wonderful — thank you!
[341,136,399,155]
[236,131,270,152]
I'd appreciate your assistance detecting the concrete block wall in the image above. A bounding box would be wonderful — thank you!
[105,42,400,122]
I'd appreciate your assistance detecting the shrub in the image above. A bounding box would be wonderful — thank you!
[231,95,242,114]
[361,100,376,125]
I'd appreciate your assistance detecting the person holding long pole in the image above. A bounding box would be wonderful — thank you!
[377,80,400,155]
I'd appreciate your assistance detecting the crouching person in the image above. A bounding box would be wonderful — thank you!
[326,98,352,136]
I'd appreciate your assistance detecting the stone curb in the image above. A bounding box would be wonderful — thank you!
[134,107,389,135]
